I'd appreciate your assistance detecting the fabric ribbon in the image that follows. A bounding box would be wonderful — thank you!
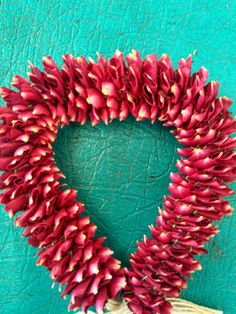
[76,298,223,314]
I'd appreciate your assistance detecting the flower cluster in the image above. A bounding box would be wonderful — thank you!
[0,50,236,314]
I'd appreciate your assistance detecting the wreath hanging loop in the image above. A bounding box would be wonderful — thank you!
[0,49,236,314]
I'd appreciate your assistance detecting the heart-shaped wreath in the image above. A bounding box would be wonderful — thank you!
[0,50,236,314]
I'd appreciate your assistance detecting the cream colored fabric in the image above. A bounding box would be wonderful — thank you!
[76,298,223,314]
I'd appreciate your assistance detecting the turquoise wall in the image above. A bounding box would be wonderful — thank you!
[0,0,236,313]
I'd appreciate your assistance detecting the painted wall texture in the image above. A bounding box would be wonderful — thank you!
[0,0,236,313]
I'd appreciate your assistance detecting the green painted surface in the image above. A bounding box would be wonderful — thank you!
[0,0,236,313]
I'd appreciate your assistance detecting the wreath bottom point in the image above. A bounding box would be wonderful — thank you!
[75,299,223,314]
